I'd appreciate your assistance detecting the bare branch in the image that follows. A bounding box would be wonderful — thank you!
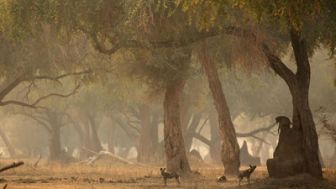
[197,118,209,134]
[0,77,24,101]
[236,122,277,138]
[250,135,271,145]
[0,69,90,110]
[193,133,211,146]
[0,84,81,108]
[27,70,91,82]
[24,81,35,102]
[31,84,81,106]
[0,161,24,173]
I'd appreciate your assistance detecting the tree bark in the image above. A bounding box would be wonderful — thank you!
[262,29,322,178]
[288,30,321,178]
[209,112,221,164]
[199,45,240,175]
[164,78,191,174]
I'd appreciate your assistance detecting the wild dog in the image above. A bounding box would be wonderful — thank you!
[217,175,227,183]
[238,165,257,186]
[160,168,180,185]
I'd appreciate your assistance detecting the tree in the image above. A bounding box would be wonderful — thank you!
[172,0,336,178]
[198,43,240,175]
[22,109,69,161]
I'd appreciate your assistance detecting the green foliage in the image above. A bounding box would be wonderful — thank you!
[172,0,336,59]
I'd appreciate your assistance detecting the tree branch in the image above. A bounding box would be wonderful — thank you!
[0,84,81,108]
[197,117,209,134]
[236,122,277,138]
[0,69,90,109]
[0,77,24,101]
[193,132,211,146]
[27,70,91,82]
[289,28,310,80]
[261,44,296,86]
[250,135,271,145]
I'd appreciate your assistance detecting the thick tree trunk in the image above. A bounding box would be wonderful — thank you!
[137,104,156,163]
[49,125,62,161]
[289,30,322,178]
[199,46,240,175]
[263,29,322,178]
[0,127,16,157]
[164,78,191,174]
[209,113,221,164]
[290,85,322,178]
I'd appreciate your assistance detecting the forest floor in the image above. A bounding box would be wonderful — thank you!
[0,159,335,189]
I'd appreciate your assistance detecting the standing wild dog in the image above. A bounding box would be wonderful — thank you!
[238,165,257,186]
[160,168,180,185]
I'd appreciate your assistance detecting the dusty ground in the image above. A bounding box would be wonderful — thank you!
[0,159,335,189]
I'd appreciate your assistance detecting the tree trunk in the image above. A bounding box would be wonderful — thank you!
[49,125,62,161]
[137,104,156,163]
[209,112,221,164]
[150,112,160,156]
[88,115,103,152]
[289,30,322,178]
[108,125,115,154]
[291,85,322,178]
[0,127,16,157]
[71,121,86,158]
[263,29,322,178]
[199,45,240,175]
[164,78,191,174]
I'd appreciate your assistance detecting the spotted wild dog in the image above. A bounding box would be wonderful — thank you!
[238,165,257,186]
[160,168,180,185]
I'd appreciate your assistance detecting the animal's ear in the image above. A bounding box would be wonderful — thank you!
[164,168,166,171]
[249,165,252,168]
[160,168,163,171]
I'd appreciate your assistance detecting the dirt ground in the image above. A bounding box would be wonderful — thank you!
[0,159,335,189]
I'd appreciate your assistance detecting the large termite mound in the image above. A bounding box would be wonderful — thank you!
[267,116,305,178]
[240,141,261,166]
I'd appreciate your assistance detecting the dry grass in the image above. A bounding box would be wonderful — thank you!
[0,159,334,189]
